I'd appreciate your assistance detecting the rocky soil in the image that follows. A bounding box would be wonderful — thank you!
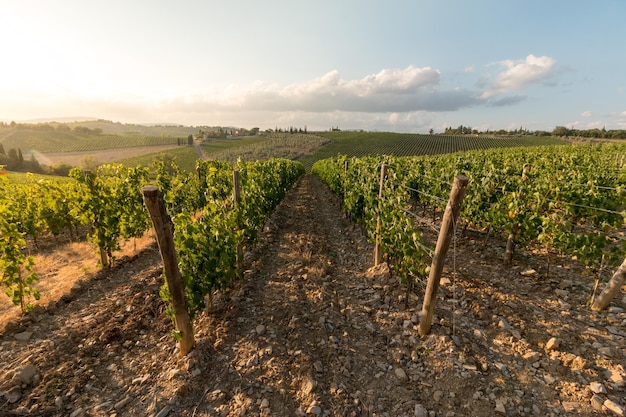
[1,174,625,417]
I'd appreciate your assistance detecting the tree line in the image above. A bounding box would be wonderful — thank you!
[442,124,626,139]
[551,126,626,139]
[0,144,44,174]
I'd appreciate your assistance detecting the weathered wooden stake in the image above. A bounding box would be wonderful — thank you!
[374,163,388,266]
[142,186,195,356]
[591,257,626,311]
[522,163,532,181]
[503,224,518,266]
[233,169,243,273]
[418,175,469,337]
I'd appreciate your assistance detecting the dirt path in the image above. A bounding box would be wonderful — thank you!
[1,174,625,417]
[193,139,206,160]
[28,145,180,167]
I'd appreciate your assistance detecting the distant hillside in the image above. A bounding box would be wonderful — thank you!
[0,121,189,153]
[49,119,200,136]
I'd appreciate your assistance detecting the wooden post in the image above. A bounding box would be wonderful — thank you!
[374,163,388,266]
[141,186,195,356]
[233,170,243,273]
[591,257,626,311]
[233,169,241,204]
[418,175,469,337]
[522,163,531,181]
[503,224,518,266]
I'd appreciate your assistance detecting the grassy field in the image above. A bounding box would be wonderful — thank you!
[116,146,200,172]
[200,136,270,157]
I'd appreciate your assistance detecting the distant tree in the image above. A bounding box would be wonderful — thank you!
[25,154,43,173]
[7,148,18,161]
[49,162,73,177]
[18,148,24,163]
[187,134,193,145]
[429,128,434,135]
[56,124,71,132]
[0,143,4,155]
[552,126,571,137]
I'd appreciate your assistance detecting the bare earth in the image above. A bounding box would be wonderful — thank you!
[1,175,625,417]
[28,145,179,167]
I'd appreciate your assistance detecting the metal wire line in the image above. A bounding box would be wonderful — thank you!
[397,183,448,205]
[495,187,625,216]
[395,204,441,235]
[566,182,624,192]
[544,198,625,216]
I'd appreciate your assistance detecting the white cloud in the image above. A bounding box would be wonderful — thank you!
[168,66,484,114]
[482,54,556,98]
[581,110,593,117]
[1,62,562,130]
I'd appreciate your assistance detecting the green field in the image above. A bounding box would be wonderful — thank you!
[298,132,567,170]
[0,119,205,155]
[117,146,200,172]
[119,132,570,172]
[117,137,275,171]
[200,136,270,156]
[2,122,572,174]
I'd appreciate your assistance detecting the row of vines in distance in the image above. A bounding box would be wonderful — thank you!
[312,143,626,285]
[313,132,566,158]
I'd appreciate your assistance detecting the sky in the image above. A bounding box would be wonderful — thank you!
[1,0,625,133]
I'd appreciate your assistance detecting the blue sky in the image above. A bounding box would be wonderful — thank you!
[1,0,625,132]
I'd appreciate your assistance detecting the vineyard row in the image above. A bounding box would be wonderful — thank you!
[0,159,305,321]
[312,143,626,286]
